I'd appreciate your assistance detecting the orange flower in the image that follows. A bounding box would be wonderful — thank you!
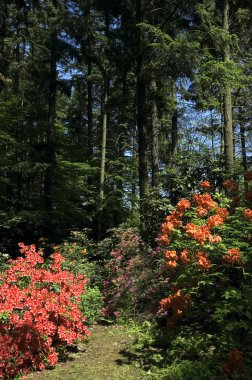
[180,249,192,264]
[193,193,217,211]
[161,222,174,235]
[160,290,190,328]
[159,234,170,246]
[166,250,178,261]
[200,180,211,189]
[166,210,183,228]
[244,171,252,181]
[222,248,242,265]
[176,199,191,212]
[243,208,252,221]
[196,207,208,217]
[185,223,211,245]
[196,252,211,270]
[167,260,177,269]
[217,207,229,220]
[207,214,224,228]
[208,234,222,243]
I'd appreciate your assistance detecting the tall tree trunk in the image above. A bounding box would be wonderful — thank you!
[0,0,8,90]
[150,78,159,188]
[87,0,93,159]
[171,81,178,158]
[44,1,57,237]
[223,0,234,175]
[136,0,148,215]
[99,75,108,206]
[240,120,248,192]
[131,123,137,212]
[87,60,93,158]
[97,74,108,239]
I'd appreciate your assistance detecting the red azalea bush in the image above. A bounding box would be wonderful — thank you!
[156,177,252,377]
[0,243,90,379]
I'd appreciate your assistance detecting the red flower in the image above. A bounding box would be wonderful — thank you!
[0,244,90,379]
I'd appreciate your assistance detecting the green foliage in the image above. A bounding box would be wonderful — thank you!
[150,360,218,380]
[141,190,173,245]
[79,286,103,325]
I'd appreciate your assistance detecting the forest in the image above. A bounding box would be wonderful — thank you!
[0,0,252,379]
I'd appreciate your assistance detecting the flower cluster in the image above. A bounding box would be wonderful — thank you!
[200,180,211,189]
[243,208,252,221]
[222,248,242,265]
[157,180,251,328]
[196,252,211,270]
[159,290,190,328]
[0,243,90,379]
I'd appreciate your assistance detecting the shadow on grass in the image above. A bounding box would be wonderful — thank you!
[116,346,168,371]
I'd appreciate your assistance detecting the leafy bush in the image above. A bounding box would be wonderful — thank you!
[101,227,159,319]
[150,360,218,380]
[79,286,103,325]
[0,243,90,379]
[155,177,252,376]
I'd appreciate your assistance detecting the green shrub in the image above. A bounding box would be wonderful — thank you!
[79,286,103,325]
[150,360,218,380]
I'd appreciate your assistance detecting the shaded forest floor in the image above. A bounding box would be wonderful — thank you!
[26,324,148,380]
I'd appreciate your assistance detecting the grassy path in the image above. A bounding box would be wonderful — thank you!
[27,325,147,380]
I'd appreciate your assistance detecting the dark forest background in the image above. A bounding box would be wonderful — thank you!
[0,0,251,254]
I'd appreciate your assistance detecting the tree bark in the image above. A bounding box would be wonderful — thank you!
[150,78,159,188]
[136,0,148,207]
[44,0,57,237]
[240,120,248,192]
[223,0,234,175]
[87,0,93,159]
[171,81,178,158]
[99,76,108,205]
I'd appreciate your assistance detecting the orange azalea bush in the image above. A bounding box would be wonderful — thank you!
[156,178,252,377]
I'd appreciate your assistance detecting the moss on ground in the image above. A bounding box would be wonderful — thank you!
[26,325,147,380]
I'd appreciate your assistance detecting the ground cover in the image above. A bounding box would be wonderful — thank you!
[26,324,147,380]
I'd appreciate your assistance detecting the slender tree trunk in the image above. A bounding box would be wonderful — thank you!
[87,0,93,159]
[0,0,8,90]
[150,78,159,188]
[171,81,178,158]
[131,123,137,212]
[136,0,148,214]
[44,1,57,237]
[240,120,248,192]
[87,60,93,158]
[99,76,108,205]
[223,0,234,175]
